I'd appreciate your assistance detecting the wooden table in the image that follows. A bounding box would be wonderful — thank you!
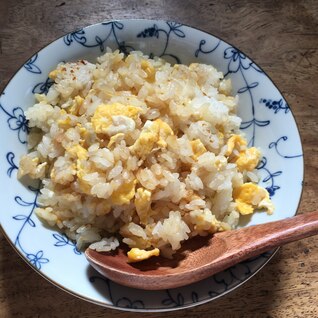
[0,0,317,317]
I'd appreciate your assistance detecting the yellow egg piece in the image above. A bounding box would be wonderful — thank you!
[67,95,84,115]
[135,188,152,224]
[233,183,273,215]
[127,247,160,262]
[190,139,207,160]
[130,119,174,157]
[58,116,72,129]
[66,144,88,160]
[156,119,174,147]
[141,60,155,82]
[226,135,261,172]
[77,126,89,146]
[48,69,58,80]
[130,127,157,157]
[91,103,142,134]
[110,179,137,206]
[235,147,261,171]
[76,160,91,194]
[235,200,254,215]
[107,133,125,148]
[225,134,247,156]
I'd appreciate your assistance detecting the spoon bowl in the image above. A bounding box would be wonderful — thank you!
[86,211,318,290]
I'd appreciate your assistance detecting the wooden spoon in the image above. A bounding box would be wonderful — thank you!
[85,211,318,290]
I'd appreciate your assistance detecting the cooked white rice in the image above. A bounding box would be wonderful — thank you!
[18,49,273,261]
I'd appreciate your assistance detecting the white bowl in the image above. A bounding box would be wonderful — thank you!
[0,19,303,312]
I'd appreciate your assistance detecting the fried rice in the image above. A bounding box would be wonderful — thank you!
[18,49,273,262]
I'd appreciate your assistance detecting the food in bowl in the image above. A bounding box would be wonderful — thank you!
[18,49,274,262]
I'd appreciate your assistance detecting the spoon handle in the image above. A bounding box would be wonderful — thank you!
[215,211,318,264]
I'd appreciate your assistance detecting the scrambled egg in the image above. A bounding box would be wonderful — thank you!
[190,139,207,160]
[58,117,72,130]
[76,160,92,194]
[226,134,261,171]
[135,188,152,225]
[107,133,125,148]
[110,179,137,206]
[235,147,261,171]
[49,69,59,80]
[141,60,155,82]
[226,134,247,156]
[233,183,274,215]
[77,125,90,146]
[91,103,142,134]
[67,95,84,115]
[130,119,174,157]
[66,144,88,160]
[127,247,160,262]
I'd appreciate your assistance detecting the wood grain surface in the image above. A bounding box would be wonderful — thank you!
[0,0,317,317]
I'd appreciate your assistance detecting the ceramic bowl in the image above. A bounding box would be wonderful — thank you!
[0,19,303,312]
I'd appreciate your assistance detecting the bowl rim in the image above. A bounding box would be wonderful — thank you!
[0,18,304,312]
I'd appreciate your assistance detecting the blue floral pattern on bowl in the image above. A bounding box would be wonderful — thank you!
[24,53,42,74]
[0,103,29,144]
[0,20,303,312]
